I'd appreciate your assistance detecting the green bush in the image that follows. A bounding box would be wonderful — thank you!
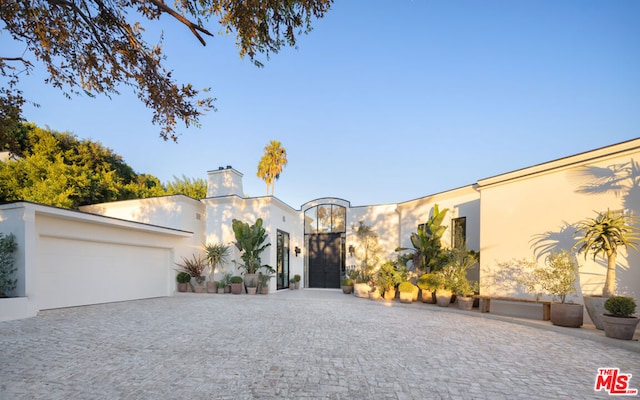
[398,281,416,293]
[230,276,244,284]
[176,272,191,284]
[0,233,18,297]
[604,296,637,318]
[294,274,301,282]
[341,278,353,286]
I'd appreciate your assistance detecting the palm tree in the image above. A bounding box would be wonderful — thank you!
[256,140,287,196]
[574,209,639,297]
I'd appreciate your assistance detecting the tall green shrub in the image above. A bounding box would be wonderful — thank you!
[0,233,18,297]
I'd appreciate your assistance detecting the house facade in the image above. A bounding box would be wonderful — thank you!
[1,138,638,322]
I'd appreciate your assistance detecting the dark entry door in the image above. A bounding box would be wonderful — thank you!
[308,233,341,288]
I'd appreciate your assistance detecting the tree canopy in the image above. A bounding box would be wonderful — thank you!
[0,123,207,208]
[0,0,332,141]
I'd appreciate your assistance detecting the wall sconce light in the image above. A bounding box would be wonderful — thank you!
[348,245,355,257]
[294,246,301,257]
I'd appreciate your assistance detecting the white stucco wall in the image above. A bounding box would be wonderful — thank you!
[0,202,192,321]
[478,139,640,309]
[203,195,302,291]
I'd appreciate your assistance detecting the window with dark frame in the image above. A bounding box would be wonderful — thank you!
[452,217,467,249]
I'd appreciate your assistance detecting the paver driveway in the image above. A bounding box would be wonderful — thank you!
[1,289,639,400]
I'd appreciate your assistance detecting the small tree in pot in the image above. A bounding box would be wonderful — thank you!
[573,209,639,329]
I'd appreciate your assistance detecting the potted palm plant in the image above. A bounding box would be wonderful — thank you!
[232,218,272,293]
[574,209,639,329]
[602,296,639,340]
[204,242,230,293]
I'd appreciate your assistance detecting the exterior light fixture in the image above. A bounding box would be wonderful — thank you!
[294,246,301,257]
[348,245,355,257]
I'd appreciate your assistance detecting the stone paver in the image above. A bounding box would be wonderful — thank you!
[1,290,639,400]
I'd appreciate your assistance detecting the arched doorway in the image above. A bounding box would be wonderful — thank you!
[304,204,346,288]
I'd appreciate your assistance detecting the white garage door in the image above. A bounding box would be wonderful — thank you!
[37,236,171,310]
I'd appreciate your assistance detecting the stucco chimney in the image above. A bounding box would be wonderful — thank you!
[206,166,244,198]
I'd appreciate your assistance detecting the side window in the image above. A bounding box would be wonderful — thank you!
[452,217,467,249]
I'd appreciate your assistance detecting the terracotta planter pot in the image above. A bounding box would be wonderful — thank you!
[207,281,218,293]
[421,289,435,304]
[369,289,381,300]
[217,287,225,294]
[354,283,371,298]
[550,303,583,328]
[230,283,243,295]
[602,315,640,340]
[246,287,257,295]
[341,285,353,294]
[436,289,452,307]
[399,291,413,303]
[584,296,606,330]
[458,296,474,310]
[244,274,258,293]
[177,283,189,292]
[383,288,396,301]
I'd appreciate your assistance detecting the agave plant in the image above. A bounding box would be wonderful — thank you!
[574,209,639,297]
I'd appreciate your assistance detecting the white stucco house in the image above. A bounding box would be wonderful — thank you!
[1,138,639,322]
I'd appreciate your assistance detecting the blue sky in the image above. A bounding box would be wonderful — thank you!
[11,0,640,207]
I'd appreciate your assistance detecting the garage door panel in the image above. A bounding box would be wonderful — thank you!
[37,237,170,310]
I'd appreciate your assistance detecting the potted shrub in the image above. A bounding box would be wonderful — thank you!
[574,209,639,329]
[417,273,437,304]
[245,276,258,295]
[217,280,226,294]
[176,272,191,292]
[293,274,301,289]
[453,277,478,311]
[398,281,417,303]
[258,272,274,294]
[340,278,354,294]
[230,276,244,294]
[378,261,402,301]
[602,296,639,340]
[289,278,296,290]
[232,218,272,292]
[369,286,381,300]
[175,254,207,292]
[426,272,450,307]
[204,242,229,293]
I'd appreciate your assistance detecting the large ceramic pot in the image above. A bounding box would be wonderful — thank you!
[550,303,584,328]
[369,289,381,300]
[383,288,396,301]
[399,291,413,303]
[230,282,243,295]
[584,296,606,330]
[602,315,640,340]
[207,281,218,293]
[244,274,258,293]
[341,285,353,294]
[354,283,371,298]
[177,283,189,292]
[421,289,436,304]
[457,296,474,311]
[436,289,453,307]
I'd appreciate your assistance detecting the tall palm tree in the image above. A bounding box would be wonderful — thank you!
[574,209,639,297]
[257,140,287,195]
